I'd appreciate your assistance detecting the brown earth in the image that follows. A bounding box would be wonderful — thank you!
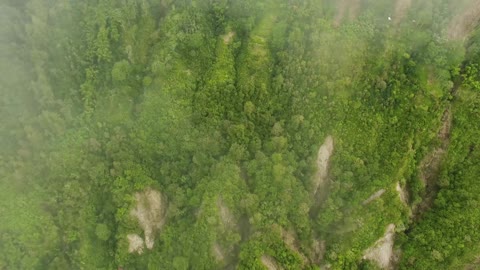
[413,109,452,220]
[362,189,386,206]
[217,197,235,228]
[363,224,396,269]
[261,255,283,270]
[333,0,361,27]
[447,2,480,41]
[465,255,480,270]
[396,182,408,205]
[313,135,334,195]
[393,0,412,25]
[223,31,235,44]
[310,239,326,265]
[127,234,145,254]
[130,188,166,250]
[274,226,308,265]
[213,242,225,262]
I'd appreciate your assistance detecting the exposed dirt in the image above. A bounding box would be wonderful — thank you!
[393,0,412,25]
[348,0,361,21]
[438,108,452,143]
[309,136,334,220]
[310,239,326,265]
[313,135,334,195]
[419,148,446,187]
[261,255,283,270]
[223,31,235,44]
[396,182,408,205]
[447,2,480,41]
[413,109,452,220]
[465,255,480,270]
[333,0,361,27]
[274,226,307,265]
[413,150,446,219]
[127,234,145,254]
[217,197,235,228]
[333,0,346,27]
[130,188,166,249]
[362,189,386,206]
[213,242,225,262]
[363,224,396,269]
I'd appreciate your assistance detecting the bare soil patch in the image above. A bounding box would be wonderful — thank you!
[362,189,386,206]
[274,226,307,265]
[130,188,166,250]
[438,108,452,143]
[396,182,408,205]
[413,109,452,220]
[414,147,445,218]
[333,0,361,27]
[348,0,361,21]
[465,255,480,270]
[393,0,412,25]
[261,255,283,270]
[363,224,396,269]
[419,148,445,186]
[127,234,145,254]
[223,31,235,44]
[310,239,326,264]
[217,197,235,228]
[333,0,347,27]
[419,109,451,186]
[447,2,480,41]
[213,242,225,262]
[313,135,334,195]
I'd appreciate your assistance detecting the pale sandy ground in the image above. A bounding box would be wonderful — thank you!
[362,189,386,205]
[313,136,334,195]
[261,255,283,270]
[363,224,396,269]
[333,0,361,27]
[129,188,166,251]
[448,2,480,41]
[396,182,408,205]
[393,0,412,25]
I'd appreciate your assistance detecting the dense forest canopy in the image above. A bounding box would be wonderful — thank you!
[1,0,480,269]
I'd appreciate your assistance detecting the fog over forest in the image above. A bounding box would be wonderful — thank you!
[1,0,480,269]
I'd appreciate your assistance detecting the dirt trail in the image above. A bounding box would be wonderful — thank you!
[447,2,480,41]
[217,197,235,228]
[438,108,452,143]
[214,198,241,266]
[413,109,452,220]
[333,0,361,27]
[310,239,326,264]
[465,255,480,270]
[130,188,166,250]
[127,234,145,254]
[362,189,386,205]
[396,182,408,205]
[313,136,334,195]
[213,243,225,262]
[333,0,347,27]
[223,32,235,44]
[274,226,307,265]
[309,136,334,219]
[261,255,283,270]
[348,0,361,21]
[393,0,412,25]
[363,224,396,269]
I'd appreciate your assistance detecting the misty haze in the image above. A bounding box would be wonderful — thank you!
[1,0,480,269]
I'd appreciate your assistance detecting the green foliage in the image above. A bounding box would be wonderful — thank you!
[1,0,480,269]
[112,60,132,83]
[95,224,111,241]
